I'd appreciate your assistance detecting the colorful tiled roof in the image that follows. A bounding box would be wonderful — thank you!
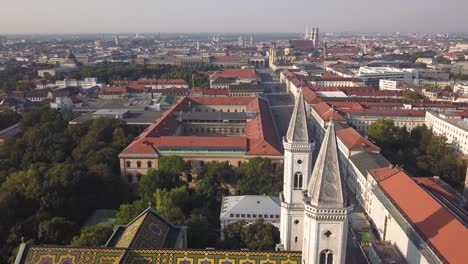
[109,207,183,249]
[19,247,302,264]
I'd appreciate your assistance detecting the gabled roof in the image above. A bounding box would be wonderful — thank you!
[286,89,310,143]
[107,207,185,249]
[210,69,258,80]
[371,168,468,264]
[336,127,380,151]
[307,122,346,208]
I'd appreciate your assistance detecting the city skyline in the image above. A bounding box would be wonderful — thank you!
[1,0,468,34]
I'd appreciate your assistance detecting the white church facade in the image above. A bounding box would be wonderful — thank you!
[280,89,352,263]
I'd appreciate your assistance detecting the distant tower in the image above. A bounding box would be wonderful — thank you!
[312,28,320,48]
[269,42,277,68]
[310,28,314,41]
[115,35,120,47]
[304,25,309,40]
[196,40,200,51]
[280,89,314,251]
[250,34,253,47]
[302,121,352,264]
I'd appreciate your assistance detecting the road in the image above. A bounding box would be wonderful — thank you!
[259,68,294,139]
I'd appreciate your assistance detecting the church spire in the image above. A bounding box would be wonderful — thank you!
[307,121,346,208]
[285,88,310,143]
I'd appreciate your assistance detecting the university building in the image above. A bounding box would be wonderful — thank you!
[119,96,282,184]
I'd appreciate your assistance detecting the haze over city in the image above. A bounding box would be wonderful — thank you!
[2,1,468,264]
[1,0,468,33]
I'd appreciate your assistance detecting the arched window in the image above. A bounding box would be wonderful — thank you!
[294,172,303,189]
[319,250,333,264]
[136,161,141,168]
[126,161,131,168]
[147,161,152,168]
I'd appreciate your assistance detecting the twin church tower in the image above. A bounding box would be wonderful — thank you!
[279,89,353,264]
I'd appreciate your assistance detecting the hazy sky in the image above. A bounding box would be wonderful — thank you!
[1,0,467,33]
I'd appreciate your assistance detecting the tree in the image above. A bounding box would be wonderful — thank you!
[114,200,147,225]
[403,90,424,101]
[0,109,21,130]
[154,188,186,224]
[71,223,114,246]
[223,221,247,249]
[139,169,181,201]
[238,158,283,195]
[241,220,280,250]
[186,213,218,248]
[196,161,231,208]
[157,155,190,175]
[38,217,79,244]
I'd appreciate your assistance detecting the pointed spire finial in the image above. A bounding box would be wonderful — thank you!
[147,201,152,208]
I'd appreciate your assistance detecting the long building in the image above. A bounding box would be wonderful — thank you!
[119,96,282,184]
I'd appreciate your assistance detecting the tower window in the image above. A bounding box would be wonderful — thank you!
[136,161,141,168]
[126,161,131,168]
[297,159,302,164]
[295,236,298,243]
[294,220,299,224]
[147,161,152,168]
[320,250,333,264]
[294,172,303,189]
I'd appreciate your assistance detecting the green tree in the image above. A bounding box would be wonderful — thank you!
[241,219,280,250]
[403,90,425,101]
[223,221,247,249]
[154,188,186,224]
[0,109,21,130]
[71,223,114,247]
[38,217,79,244]
[139,169,181,201]
[114,200,148,225]
[238,158,283,195]
[157,155,190,175]
[186,213,218,248]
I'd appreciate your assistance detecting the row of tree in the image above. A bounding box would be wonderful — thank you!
[367,119,466,189]
[53,63,217,88]
[0,106,134,263]
[72,156,283,249]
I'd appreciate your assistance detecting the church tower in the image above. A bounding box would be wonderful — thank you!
[269,42,277,68]
[302,121,352,264]
[280,89,314,251]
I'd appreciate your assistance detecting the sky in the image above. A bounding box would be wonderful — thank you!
[0,0,467,34]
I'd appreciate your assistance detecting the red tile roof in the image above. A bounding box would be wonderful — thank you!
[412,177,458,204]
[290,40,314,50]
[210,69,258,80]
[313,102,346,122]
[339,109,426,116]
[336,127,380,151]
[213,55,242,61]
[121,96,282,157]
[372,168,468,264]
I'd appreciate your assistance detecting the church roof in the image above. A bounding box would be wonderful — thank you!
[306,121,346,208]
[286,89,310,143]
[106,206,185,248]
